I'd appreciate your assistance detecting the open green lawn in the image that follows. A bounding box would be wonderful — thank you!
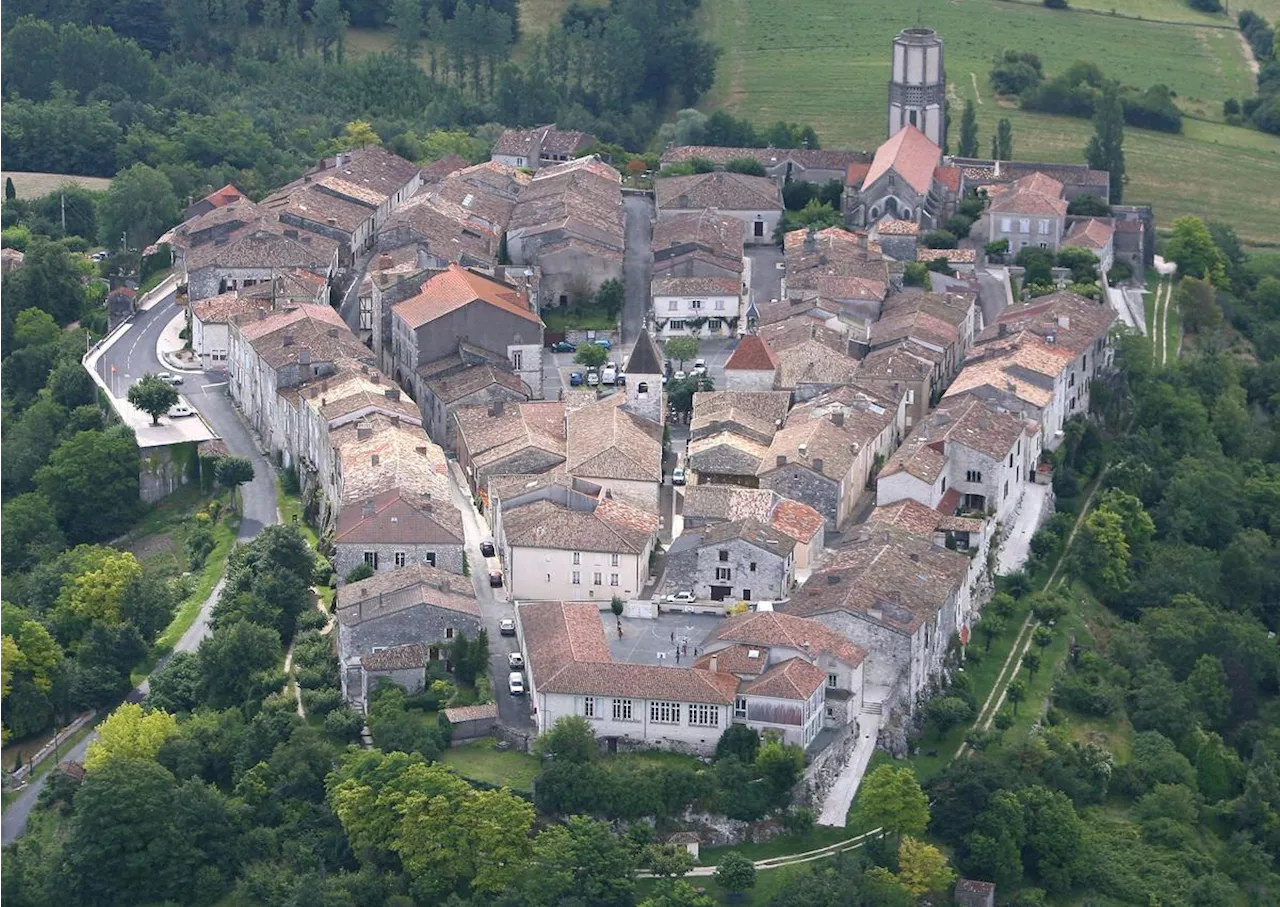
[440,738,541,791]
[700,0,1280,244]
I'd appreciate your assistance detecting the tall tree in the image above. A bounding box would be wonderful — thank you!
[85,702,179,771]
[389,0,423,64]
[897,836,956,897]
[1165,216,1228,284]
[214,455,254,512]
[958,100,979,157]
[1085,82,1126,204]
[127,375,179,424]
[858,764,930,841]
[35,426,141,543]
[100,163,180,251]
[993,117,1014,160]
[311,0,348,63]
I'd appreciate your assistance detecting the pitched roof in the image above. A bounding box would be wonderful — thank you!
[422,154,469,182]
[725,334,780,372]
[491,124,596,159]
[655,171,782,212]
[1062,217,1114,251]
[943,344,1073,409]
[691,391,791,441]
[690,643,772,675]
[978,290,1117,355]
[652,210,746,269]
[337,563,480,621]
[772,498,826,542]
[422,361,530,405]
[565,395,663,483]
[695,517,797,557]
[306,145,421,205]
[651,276,742,297]
[393,264,540,330]
[363,644,427,671]
[443,703,498,722]
[703,610,866,666]
[191,292,263,325]
[741,657,827,700]
[659,146,871,172]
[202,184,248,210]
[869,498,984,537]
[881,394,1029,478]
[988,171,1067,217]
[453,400,566,472]
[334,488,463,546]
[760,394,893,481]
[507,156,624,252]
[784,526,969,634]
[334,419,453,505]
[855,342,936,381]
[519,600,739,703]
[861,126,942,195]
[502,494,657,554]
[626,330,664,376]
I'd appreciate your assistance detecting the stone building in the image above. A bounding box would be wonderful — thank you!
[723,335,780,392]
[661,518,796,603]
[655,171,783,246]
[490,124,598,170]
[333,488,466,580]
[888,27,946,147]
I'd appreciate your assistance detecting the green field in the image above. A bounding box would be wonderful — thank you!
[700,0,1280,244]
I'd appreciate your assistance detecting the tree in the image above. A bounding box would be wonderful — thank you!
[535,715,596,763]
[48,359,98,409]
[100,164,180,250]
[665,336,698,367]
[756,738,806,807]
[311,0,349,62]
[127,374,180,424]
[345,561,375,583]
[858,764,930,840]
[958,100,979,157]
[925,695,975,738]
[574,343,609,369]
[515,814,637,906]
[610,595,625,618]
[1166,216,1228,284]
[1068,193,1111,216]
[214,455,255,512]
[85,702,179,771]
[197,620,284,709]
[595,278,625,317]
[4,239,92,325]
[1185,653,1230,730]
[897,835,955,897]
[389,0,423,63]
[5,177,15,200]
[715,723,760,763]
[904,261,930,286]
[1022,649,1042,681]
[1,492,67,571]
[979,613,1006,652]
[993,118,1014,160]
[55,547,144,628]
[1085,82,1126,204]
[1018,786,1083,893]
[725,157,767,176]
[1007,679,1027,715]
[964,789,1025,888]
[715,851,757,899]
[639,880,717,907]
[647,844,696,879]
[1075,508,1131,599]
[1016,246,1055,287]
[36,435,144,543]
[147,651,202,714]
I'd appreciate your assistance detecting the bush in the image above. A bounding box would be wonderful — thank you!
[302,687,343,716]
[186,518,217,570]
[990,49,1045,95]
[345,561,374,584]
[903,261,930,287]
[921,230,958,249]
[1044,0,1068,8]
[945,215,975,238]
[1107,260,1134,283]
[324,706,366,742]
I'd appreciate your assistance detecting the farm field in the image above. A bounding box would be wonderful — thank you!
[700,0,1280,243]
[1,171,112,199]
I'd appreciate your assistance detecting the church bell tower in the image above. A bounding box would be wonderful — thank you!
[888,27,946,147]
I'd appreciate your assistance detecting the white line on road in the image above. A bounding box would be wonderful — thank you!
[201,381,229,389]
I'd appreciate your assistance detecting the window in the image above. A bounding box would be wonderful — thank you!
[611,553,619,567]
[572,571,580,585]
[594,572,602,585]
[719,550,729,562]
[610,573,619,586]
[826,706,835,719]
[906,389,915,404]
[715,299,726,311]
[715,567,731,581]
[749,562,757,573]
[827,673,839,689]
[516,157,525,167]
[573,552,581,565]
[966,470,983,483]
[425,552,436,567]
[941,477,947,492]
[1004,480,1009,499]
[754,221,765,238]
[1009,453,1014,467]
[1019,218,1031,233]
[669,320,685,330]
[612,698,634,721]
[1083,353,1088,370]
[1069,373,1075,388]
[708,319,723,331]
[363,551,379,569]
[559,294,568,306]
[394,551,407,568]
[1000,217,1012,232]
[734,696,747,718]
[668,300,678,311]
[511,350,523,371]
[689,703,720,727]
[445,627,455,639]
[650,701,681,724]
[1039,219,1050,234]
[690,299,702,310]
[1039,242,1048,249]
[583,696,596,718]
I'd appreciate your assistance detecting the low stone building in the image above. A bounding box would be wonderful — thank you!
[655,171,783,246]
[333,488,466,580]
[454,400,567,492]
[661,518,796,603]
[723,335,780,392]
[686,391,791,487]
[652,210,745,281]
[490,123,598,170]
[681,486,827,571]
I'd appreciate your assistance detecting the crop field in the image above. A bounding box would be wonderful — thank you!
[700,0,1280,243]
[1,171,112,199]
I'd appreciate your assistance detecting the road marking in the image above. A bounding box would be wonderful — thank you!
[201,381,228,390]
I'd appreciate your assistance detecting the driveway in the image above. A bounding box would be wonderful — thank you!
[745,246,783,308]
[621,195,654,345]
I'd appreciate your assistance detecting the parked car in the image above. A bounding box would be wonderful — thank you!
[671,467,686,486]
[586,370,600,387]
[615,370,626,386]
[674,370,687,381]
[551,340,577,353]
[569,371,583,387]
[499,618,516,636]
[508,652,524,669]
[489,570,505,588]
[664,591,697,605]
[592,338,612,351]
[480,539,496,558]
[156,371,184,386]
[167,403,195,419]
[508,672,525,695]
[601,365,617,385]
[692,358,707,375]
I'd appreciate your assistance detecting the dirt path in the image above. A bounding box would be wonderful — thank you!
[1152,276,1175,367]
[1239,30,1261,76]
[970,72,983,104]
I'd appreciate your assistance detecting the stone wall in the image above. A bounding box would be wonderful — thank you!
[139,442,198,503]
[334,541,465,581]
[759,463,838,530]
[794,721,860,810]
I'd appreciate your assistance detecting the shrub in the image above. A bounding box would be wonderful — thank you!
[921,230,958,249]
[345,561,374,584]
[1107,260,1134,283]
[324,706,365,742]
[990,50,1045,95]
[302,687,343,716]
[904,261,929,287]
[1044,0,1068,8]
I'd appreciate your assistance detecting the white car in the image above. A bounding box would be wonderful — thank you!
[664,591,697,605]
[508,672,525,695]
[167,403,195,419]
[673,370,687,381]
[155,371,184,386]
[586,370,600,387]
[671,467,686,486]
[508,652,525,669]
[692,359,707,375]
[601,365,617,385]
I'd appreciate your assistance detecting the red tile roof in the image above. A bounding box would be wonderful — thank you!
[933,166,962,193]
[862,126,942,195]
[333,488,463,545]
[741,657,826,700]
[725,334,780,372]
[703,611,866,666]
[393,264,541,330]
[205,184,248,209]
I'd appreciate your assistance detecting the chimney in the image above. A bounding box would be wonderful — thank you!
[362,498,375,518]
[813,457,824,474]
[415,445,428,455]
[490,400,506,417]
[327,217,338,226]
[371,372,381,384]
[390,415,400,428]
[371,454,380,467]
[829,411,844,428]
[709,654,719,673]
[309,386,318,398]
[1057,314,1070,329]
[378,254,393,270]
[804,227,817,253]
[299,349,311,366]
[322,380,329,392]
[302,235,312,245]
[998,323,1008,337]
[304,174,311,183]
[776,454,788,467]
[799,443,808,457]
[385,388,400,402]
[361,364,370,374]
[357,422,372,440]
[282,334,295,347]
[258,308,267,320]
[328,328,340,338]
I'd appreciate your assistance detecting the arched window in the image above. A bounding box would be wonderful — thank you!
[870,208,880,221]
[637,381,649,395]
[902,207,912,219]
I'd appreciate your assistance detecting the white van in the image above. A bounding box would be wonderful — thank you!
[601,365,618,385]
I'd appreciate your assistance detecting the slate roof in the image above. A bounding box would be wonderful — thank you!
[338,563,479,621]
[656,172,782,212]
[860,126,942,194]
[394,264,540,330]
[725,334,780,372]
[703,610,866,666]
[741,657,826,700]
[626,330,664,376]
[784,526,969,634]
[566,395,663,483]
[334,488,463,546]
[519,600,739,702]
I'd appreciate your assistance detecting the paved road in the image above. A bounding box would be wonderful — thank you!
[448,465,535,735]
[2,310,279,846]
[621,195,654,346]
[745,246,783,309]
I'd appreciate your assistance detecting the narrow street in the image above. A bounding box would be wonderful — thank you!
[621,194,654,346]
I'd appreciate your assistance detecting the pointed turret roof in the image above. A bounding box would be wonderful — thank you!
[627,330,663,375]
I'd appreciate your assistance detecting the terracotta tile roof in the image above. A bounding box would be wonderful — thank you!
[334,487,463,545]
[236,304,366,369]
[845,162,871,187]
[772,498,826,542]
[868,498,947,537]
[205,184,248,208]
[741,657,826,700]
[703,611,866,666]
[871,308,960,350]
[855,342,936,381]
[725,334,780,371]
[314,379,422,425]
[655,171,782,212]
[933,166,962,193]
[492,124,597,159]
[241,268,329,306]
[659,146,871,172]
[882,394,1029,480]
[454,400,566,472]
[381,195,500,265]
[875,218,920,236]
[337,563,479,621]
[956,879,997,895]
[988,171,1067,217]
[394,264,540,330]
[520,601,739,702]
[761,396,892,481]
[977,290,1116,355]
[443,703,498,722]
[508,156,624,252]
[691,391,791,441]
[363,643,427,671]
[335,420,452,505]
[784,526,969,633]
[261,182,375,234]
[191,292,263,325]
[1063,217,1114,251]
[691,644,772,676]
[186,219,339,273]
[422,154,469,182]
[651,276,742,297]
[917,247,977,264]
[566,395,663,483]
[652,210,745,272]
[697,517,796,557]
[880,436,947,483]
[773,340,862,390]
[502,494,657,554]
[305,145,421,205]
[862,126,942,195]
[422,361,530,405]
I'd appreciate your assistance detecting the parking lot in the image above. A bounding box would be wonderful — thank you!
[542,336,742,401]
[602,611,724,666]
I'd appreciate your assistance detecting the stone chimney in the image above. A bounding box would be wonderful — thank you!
[357,422,372,440]
[371,372,381,384]
[328,327,340,337]
[378,254,393,270]
[998,323,1008,337]
[709,654,718,673]
[776,455,788,467]
[282,333,295,347]
[490,400,506,417]
[385,388,400,402]
[390,415,400,428]
[813,457,824,474]
[829,411,844,428]
[299,349,310,366]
